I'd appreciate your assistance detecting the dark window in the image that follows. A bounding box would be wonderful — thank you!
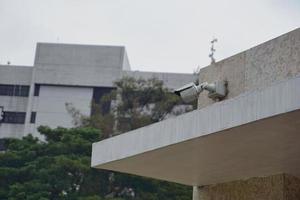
[92,87,114,114]
[0,85,14,96]
[34,84,40,96]
[0,84,30,97]
[30,112,36,123]
[3,112,26,124]
[92,87,114,104]
[19,85,30,96]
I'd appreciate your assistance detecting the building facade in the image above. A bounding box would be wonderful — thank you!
[0,43,196,138]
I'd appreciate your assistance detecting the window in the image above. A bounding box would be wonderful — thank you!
[19,85,30,96]
[34,84,40,96]
[0,84,30,97]
[2,112,26,124]
[92,87,114,114]
[30,112,36,123]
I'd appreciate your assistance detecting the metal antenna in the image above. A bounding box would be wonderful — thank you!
[209,38,218,64]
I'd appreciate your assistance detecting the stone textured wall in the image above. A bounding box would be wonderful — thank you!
[198,28,300,109]
[284,174,300,200]
[194,174,300,200]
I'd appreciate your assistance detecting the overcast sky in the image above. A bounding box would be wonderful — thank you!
[0,0,299,73]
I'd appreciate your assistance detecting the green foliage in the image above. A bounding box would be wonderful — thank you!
[0,127,109,200]
[115,77,180,132]
[112,174,192,200]
[84,77,194,199]
[85,77,195,138]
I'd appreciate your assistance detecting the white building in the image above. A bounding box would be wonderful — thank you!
[0,43,196,139]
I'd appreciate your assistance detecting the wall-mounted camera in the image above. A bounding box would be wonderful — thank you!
[174,81,227,103]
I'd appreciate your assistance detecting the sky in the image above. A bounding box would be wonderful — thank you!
[0,0,299,73]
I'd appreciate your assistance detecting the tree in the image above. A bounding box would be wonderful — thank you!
[82,77,194,199]
[0,126,113,200]
[83,77,195,138]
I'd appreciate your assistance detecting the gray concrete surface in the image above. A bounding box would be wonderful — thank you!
[34,43,128,87]
[0,65,32,85]
[198,28,300,109]
[123,70,197,89]
[92,75,300,185]
[0,65,32,138]
[28,85,93,137]
[34,43,128,69]
[0,124,25,138]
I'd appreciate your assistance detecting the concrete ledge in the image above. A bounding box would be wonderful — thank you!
[91,76,300,185]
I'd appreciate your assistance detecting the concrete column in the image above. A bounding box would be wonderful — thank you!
[192,174,300,200]
[24,65,36,136]
[192,186,203,200]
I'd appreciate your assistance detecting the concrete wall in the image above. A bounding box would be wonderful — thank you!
[123,70,197,89]
[34,43,127,87]
[198,28,300,109]
[29,85,93,137]
[34,43,126,68]
[285,174,300,200]
[122,50,131,71]
[0,65,32,138]
[0,124,25,138]
[0,65,32,85]
[193,174,300,200]
[0,96,28,112]
[0,96,28,137]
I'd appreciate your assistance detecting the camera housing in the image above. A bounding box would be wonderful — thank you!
[174,83,202,103]
[174,81,227,103]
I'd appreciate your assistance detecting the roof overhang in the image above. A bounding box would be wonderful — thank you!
[91,76,300,186]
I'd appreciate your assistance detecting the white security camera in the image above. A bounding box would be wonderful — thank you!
[174,81,227,103]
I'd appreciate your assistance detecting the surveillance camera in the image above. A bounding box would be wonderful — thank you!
[174,81,227,103]
[174,82,203,103]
